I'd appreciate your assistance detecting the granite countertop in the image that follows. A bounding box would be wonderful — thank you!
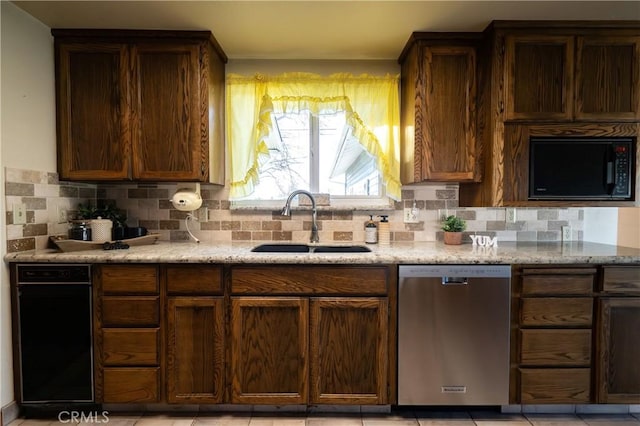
[4,241,640,265]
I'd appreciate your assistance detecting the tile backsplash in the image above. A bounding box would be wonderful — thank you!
[5,167,586,252]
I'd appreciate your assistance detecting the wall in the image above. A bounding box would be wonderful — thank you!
[618,207,640,248]
[0,1,57,419]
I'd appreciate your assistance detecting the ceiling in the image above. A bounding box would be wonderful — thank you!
[11,1,640,60]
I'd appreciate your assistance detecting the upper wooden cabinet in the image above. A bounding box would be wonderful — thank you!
[53,30,227,183]
[399,34,480,183]
[576,36,640,121]
[504,32,640,122]
[504,35,574,121]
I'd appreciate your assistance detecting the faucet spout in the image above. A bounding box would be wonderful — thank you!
[281,190,319,243]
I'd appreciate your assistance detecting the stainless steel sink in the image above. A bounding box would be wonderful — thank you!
[251,243,371,253]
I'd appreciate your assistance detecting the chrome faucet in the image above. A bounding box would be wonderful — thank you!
[281,190,319,243]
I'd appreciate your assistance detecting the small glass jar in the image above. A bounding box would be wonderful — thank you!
[69,221,92,241]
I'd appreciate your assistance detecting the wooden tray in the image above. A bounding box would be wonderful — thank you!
[50,234,160,252]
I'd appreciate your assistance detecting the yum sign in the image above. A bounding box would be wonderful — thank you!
[470,235,498,247]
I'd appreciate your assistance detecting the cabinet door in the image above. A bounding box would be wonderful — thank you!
[231,297,308,404]
[310,297,388,404]
[421,46,478,181]
[130,43,205,181]
[576,36,640,121]
[167,297,225,403]
[597,297,640,403]
[56,43,131,180]
[504,35,574,121]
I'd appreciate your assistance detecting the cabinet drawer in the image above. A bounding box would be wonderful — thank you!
[520,329,591,366]
[521,269,595,295]
[100,265,158,294]
[103,328,159,366]
[103,367,159,403]
[520,368,591,403]
[602,266,640,293]
[231,266,388,295]
[102,296,159,326]
[520,298,593,327]
[166,265,223,294]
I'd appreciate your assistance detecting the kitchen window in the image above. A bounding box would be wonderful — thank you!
[226,72,401,204]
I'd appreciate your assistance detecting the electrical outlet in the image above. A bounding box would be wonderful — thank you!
[196,207,208,222]
[57,206,68,224]
[562,226,572,242]
[506,208,517,224]
[404,207,419,223]
[14,203,27,225]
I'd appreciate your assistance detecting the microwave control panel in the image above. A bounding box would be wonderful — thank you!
[613,144,631,197]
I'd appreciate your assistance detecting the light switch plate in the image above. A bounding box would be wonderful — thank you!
[562,226,572,242]
[14,203,27,225]
[506,208,517,224]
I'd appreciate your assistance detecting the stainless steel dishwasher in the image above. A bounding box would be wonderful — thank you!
[398,264,511,405]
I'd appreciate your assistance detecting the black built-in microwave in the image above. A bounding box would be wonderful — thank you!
[529,137,634,200]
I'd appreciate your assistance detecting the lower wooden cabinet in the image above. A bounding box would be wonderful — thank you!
[310,298,388,404]
[94,265,161,403]
[165,265,225,403]
[231,297,309,404]
[519,368,591,404]
[597,297,640,403]
[229,265,392,405]
[514,266,596,404]
[167,297,225,403]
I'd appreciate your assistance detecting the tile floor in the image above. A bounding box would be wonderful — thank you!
[7,410,640,426]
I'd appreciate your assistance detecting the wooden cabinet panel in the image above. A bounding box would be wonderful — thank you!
[102,296,159,327]
[231,266,388,295]
[310,298,388,404]
[166,265,223,295]
[53,30,226,183]
[100,264,158,294]
[504,35,574,121]
[56,43,131,180]
[521,269,595,295]
[231,297,308,404]
[399,36,480,184]
[131,43,204,180]
[520,329,591,366]
[520,368,591,403]
[167,297,225,403]
[597,297,640,403]
[576,36,640,121]
[601,266,640,293]
[103,328,159,366]
[520,297,592,327]
[103,367,160,403]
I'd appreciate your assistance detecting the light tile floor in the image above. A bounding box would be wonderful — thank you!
[7,411,640,426]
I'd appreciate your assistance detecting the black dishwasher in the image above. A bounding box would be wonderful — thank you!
[15,264,94,404]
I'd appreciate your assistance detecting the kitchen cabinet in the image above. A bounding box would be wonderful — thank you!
[230,265,393,405]
[513,266,596,404]
[165,265,225,404]
[504,34,574,121]
[94,264,160,403]
[576,36,640,121]
[460,21,640,207]
[399,34,480,183]
[53,30,226,183]
[596,266,640,403]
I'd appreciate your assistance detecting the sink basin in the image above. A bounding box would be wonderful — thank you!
[251,243,310,253]
[312,245,371,253]
[251,243,371,253]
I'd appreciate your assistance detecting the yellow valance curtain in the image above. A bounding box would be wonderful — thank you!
[226,72,401,200]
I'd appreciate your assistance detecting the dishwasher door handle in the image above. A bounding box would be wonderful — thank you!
[442,276,469,285]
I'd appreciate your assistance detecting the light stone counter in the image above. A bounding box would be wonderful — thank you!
[4,241,640,265]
